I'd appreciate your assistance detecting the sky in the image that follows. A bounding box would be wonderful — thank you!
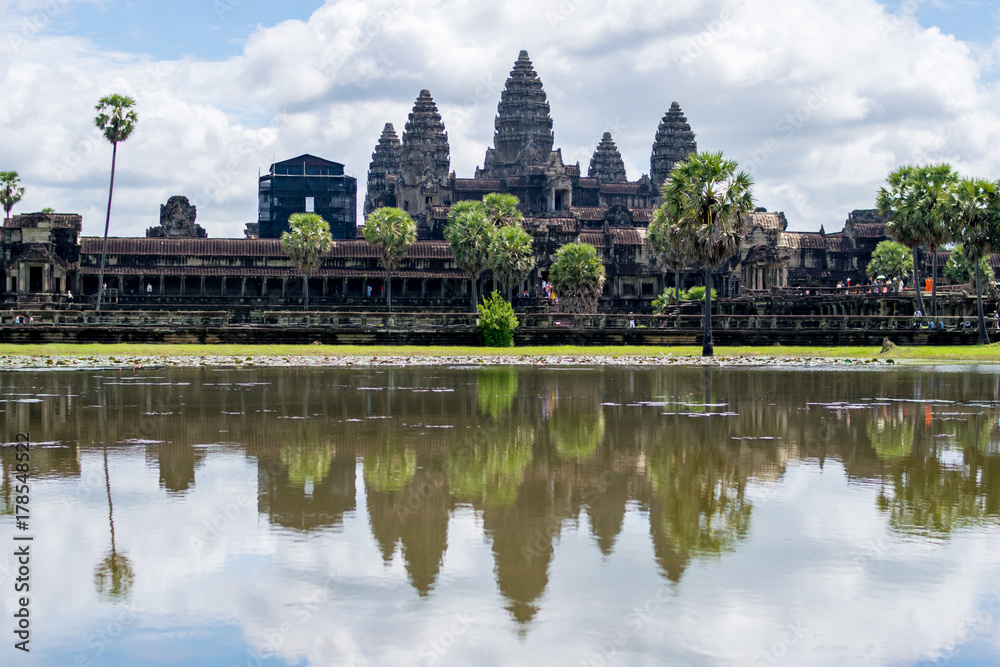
[2,0,1000,238]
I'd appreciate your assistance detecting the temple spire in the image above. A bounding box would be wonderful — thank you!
[588,132,628,184]
[650,102,697,189]
[400,90,450,188]
[363,122,401,216]
[481,50,554,178]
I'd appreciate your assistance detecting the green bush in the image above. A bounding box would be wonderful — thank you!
[683,286,717,301]
[477,291,518,347]
[652,288,683,314]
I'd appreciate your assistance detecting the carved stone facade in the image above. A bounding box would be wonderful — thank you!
[651,102,697,190]
[1,52,970,312]
[589,133,628,184]
[147,196,207,238]
[363,123,401,216]
[396,90,451,217]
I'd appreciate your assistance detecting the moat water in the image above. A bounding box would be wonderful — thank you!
[2,364,1000,666]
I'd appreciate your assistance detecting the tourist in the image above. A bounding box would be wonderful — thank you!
[912,309,922,329]
[628,313,636,328]
[367,285,372,298]
[146,282,152,294]
[66,290,73,302]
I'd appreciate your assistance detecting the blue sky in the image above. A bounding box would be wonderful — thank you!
[46,0,325,60]
[3,0,1000,237]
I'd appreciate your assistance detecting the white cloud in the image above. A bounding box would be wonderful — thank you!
[1,0,999,237]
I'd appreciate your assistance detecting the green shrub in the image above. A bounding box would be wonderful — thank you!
[652,288,683,314]
[683,286,717,301]
[477,291,518,347]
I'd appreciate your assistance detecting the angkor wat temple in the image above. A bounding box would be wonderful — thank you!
[0,50,934,311]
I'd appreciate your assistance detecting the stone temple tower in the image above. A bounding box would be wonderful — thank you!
[480,50,555,178]
[588,132,628,184]
[363,122,401,217]
[398,90,451,216]
[650,102,697,190]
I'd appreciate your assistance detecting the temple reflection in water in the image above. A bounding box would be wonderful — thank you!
[2,365,999,626]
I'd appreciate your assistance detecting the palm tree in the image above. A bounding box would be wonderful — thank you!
[444,200,494,311]
[648,206,690,304]
[876,164,958,317]
[94,440,135,600]
[658,151,754,357]
[489,224,536,301]
[363,207,416,312]
[0,171,24,221]
[946,178,999,344]
[94,94,138,312]
[280,212,332,311]
[548,242,606,314]
[483,192,523,227]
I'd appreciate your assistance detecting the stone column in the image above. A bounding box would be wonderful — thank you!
[221,277,227,297]
[180,276,185,296]
[240,277,247,297]
[200,276,206,296]
[322,277,328,298]
[159,276,165,295]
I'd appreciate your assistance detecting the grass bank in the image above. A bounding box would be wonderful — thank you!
[0,343,999,363]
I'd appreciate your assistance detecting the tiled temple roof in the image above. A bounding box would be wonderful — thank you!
[80,238,453,259]
[570,207,606,220]
[599,183,641,195]
[825,235,851,252]
[748,211,785,231]
[578,228,645,248]
[453,178,502,191]
[780,232,826,249]
[853,222,885,238]
[80,265,464,279]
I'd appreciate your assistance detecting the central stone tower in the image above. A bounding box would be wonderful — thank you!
[397,89,451,216]
[479,50,555,178]
[650,102,697,190]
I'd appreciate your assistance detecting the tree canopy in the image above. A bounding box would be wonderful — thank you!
[944,177,1000,343]
[548,242,606,314]
[94,94,138,312]
[281,212,332,310]
[657,151,754,356]
[876,164,958,316]
[363,207,417,312]
[489,224,536,299]
[444,200,494,310]
[866,240,913,283]
[0,171,24,220]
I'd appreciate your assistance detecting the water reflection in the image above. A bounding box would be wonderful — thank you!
[3,365,1000,662]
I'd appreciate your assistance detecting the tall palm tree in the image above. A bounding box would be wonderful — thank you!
[0,171,24,221]
[658,151,754,357]
[648,206,691,304]
[946,178,999,344]
[94,94,138,312]
[363,206,416,312]
[444,200,494,311]
[489,224,536,301]
[876,164,958,317]
[280,212,332,311]
[548,242,606,314]
[483,192,523,227]
[910,164,958,317]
